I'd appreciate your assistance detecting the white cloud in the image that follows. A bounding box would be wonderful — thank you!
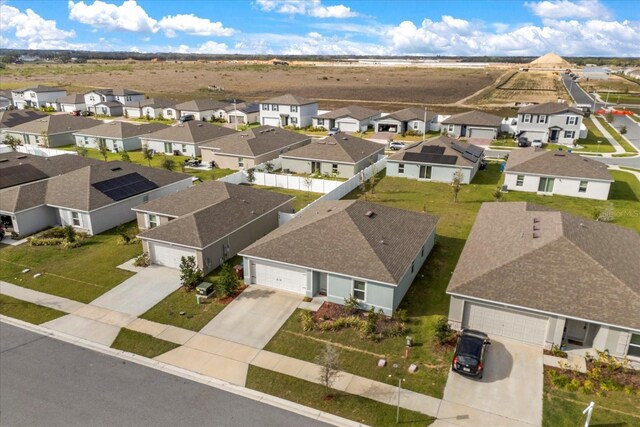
[158,14,235,37]
[524,0,613,20]
[174,41,229,54]
[0,4,78,49]
[256,0,357,18]
[68,0,157,32]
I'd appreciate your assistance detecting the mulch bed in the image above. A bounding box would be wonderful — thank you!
[216,285,247,305]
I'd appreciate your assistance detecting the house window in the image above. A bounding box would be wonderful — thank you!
[523,114,531,123]
[516,175,525,186]
[353,280,366,300]
[71,212,81,227]
[290,105,298,112]
[317,119,324,126]
[89,95,95,102]
[411,261,415,274]
[238,157,244,168]
[538,177,555,193]
[271,104,279,111]
[291,117,298,125]
[30,93,36,98]
[166,109,173,116]
[126,96,132,102]
[419,165,432,179]
[332,164,338,174]
[143,194,149,202]
[262,104,269,111]
[628,334,640,358]
[578,180,588,193]
[413,121,419,130]
[148,214,158,228]
[164,142,172,153]
[566,116,578,125]
[182,144,187,153]
[398,163,405,174]
[538,115,547,124]
[448,124,455,133]
[564,131,575,139]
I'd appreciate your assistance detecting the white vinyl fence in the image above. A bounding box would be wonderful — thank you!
[15,145,74,157]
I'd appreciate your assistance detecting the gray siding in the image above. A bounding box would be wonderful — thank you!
[11,206,58,236]
[387,160,474,184]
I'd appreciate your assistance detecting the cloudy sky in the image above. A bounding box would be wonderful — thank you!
[1,0,638,56]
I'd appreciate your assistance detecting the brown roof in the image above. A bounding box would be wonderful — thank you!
[518,102,583,115]
[111,88,143,96]
[141,121,237,144]
[20,85,65,93]
[261,94,316,106]
[441,110,502,127]
[388,135,484,167]
[174,99,229,112]
[200,125,310,158]
[382,107,438,122]
[0,110,47,129]
[136,181,293,249]
[0,180,49,212]
[74,122,168,139]
[8,115,99,135]
[282,133,384,164]
[447,202,640,331]
[0,152,101,189]
[505,147,612,181]
[241,200,438,285]
[56,94,85,104]
[316,105,381,121]
[125,98,176,109]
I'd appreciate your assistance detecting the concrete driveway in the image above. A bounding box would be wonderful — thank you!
[199,285,301,349]
[437,336,543,427]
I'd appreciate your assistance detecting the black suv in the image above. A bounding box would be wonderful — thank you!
[452,329,491,379]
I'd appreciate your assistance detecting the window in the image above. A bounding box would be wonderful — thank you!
[353,280,365,300]
[564,130,575,139]
[291,117,298,125]
[421,245,425,257]
[166,109,173,116]
[629,334,640,358]
[317,119,324,126]
[538,115,547,124]
[262,104,269,111]
[30,92,36,98]
[164,142,172,153]
[578,180,588,193]
[332,164,338,174]
[419,165,432,179]
[566,116,578,125]
[413,121,419,130]
[398,163,405,174]
[71,212,81,227]
[238,157,244,168]
[516,175,525,186]
[182,144,187,152]
[523,114,531,123]
[271,104,279,111]
[290,105,298,112]
[538,177,555,193]
[143,194,149,202]
[126,96,132,102]
[89,95,95,102]
[448,124,455,133]
[411,261,415,274]
[148,214,158,228]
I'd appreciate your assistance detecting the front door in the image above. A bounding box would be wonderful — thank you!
[311,161,321,174]
[461,125,468,137]
[549,129,559,142]
[565,319,588,344]
[318,273,327,296]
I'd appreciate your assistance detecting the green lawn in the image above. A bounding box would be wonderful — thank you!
[0,294,66,324]
[491,137,518,148]
[609,93,640,105]
[0,224,141,303]
[621,166,640,173]
[246,366,434,427]
[594,116,639,153]
[250,186,323,212]
[570,117,615,153]
[111,328,179,358]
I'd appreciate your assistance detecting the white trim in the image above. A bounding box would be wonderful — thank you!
[387,159,474,169]
[504,170,613,183]
[214,139,310,159]
[280,156,356,166]
[352,279,366,301]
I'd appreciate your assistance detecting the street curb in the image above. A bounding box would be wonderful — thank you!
[0,316,367,427]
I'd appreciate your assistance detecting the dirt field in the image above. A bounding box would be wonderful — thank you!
[470,71,565,105]
[0,60,503,111]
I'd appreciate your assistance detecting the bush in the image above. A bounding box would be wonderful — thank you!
[551,345,568,358]
[299,311,315,331]
[215,263,240,298]
[552,374,570,388]
[434,316,454,344]
[620,125,627,135]
[28,237,64,246]
[393,308,409,322]
[566,378,581,392]
[179,256,203,291]
[133,252,150,267]
[343,295,359,314]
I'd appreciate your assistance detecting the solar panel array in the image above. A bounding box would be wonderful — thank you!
[403,152,458,165]
[448,141,483,163]
[0,164,48,189]
[420,146,446,155]
[92,172,158,201]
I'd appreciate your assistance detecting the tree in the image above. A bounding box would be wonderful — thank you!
[215,263,240,297]
[605,112,614,123]
[179,255,203,291]
[97,138,109,161]
[303,173,312,194]
[315,344,341,399]
[246,168,256,184]
[120,151,131,162]
[368,161,377,194]
[493,187,503,202]
[3,134,21,151]
[63,225,76,243]
[264,161,274,173]
[160,155,175,171]
[75,145,88,157]
[142,145,154,166]
[435,316,454,344]
[39,130,49,147]
[620,125,627,135]
[451,169,464,203]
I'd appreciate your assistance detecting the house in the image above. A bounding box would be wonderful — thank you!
[84,88,145,116]
[313,105,381,133]
[447,202,640,361]
[92,101,124,117]
[0,161,192,237]
[441,110,502,140]
[259,94,318,128]
[373,107,438,134]
[0,110,47,130]
[0,90,13,110]
[516,102,584,145]
[281,133,385,177]
[11,86,67,110]
[4,115,99,147]
[134,181,294,273]
[140,121,237,157]
[55,94,86,113]
[123,98,175,119]
[503,147,612,200]
[74,122,168,152]
[173,99,230,122]
[225,102,260,125]
[386,135,484,184]
[200,125,310,170]
[162,106,181,121]
[240,200,438,315]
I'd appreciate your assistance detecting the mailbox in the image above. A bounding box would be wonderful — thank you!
[196,282,214,296]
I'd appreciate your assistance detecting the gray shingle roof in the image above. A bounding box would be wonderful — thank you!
[200,125,310,157]
[241,200,438,285]
[0,179,49,212]
[136,181,293,248]
[447,202,640,331]
[382,107,438,122]
[505,147,612,181]
[111,88,143,96]
[126,97,176,109]
[56,94,85,104]
[388,135,484,167]
[518,102,583,115]
[261,94,316,106]
[174,99,229,112]
[95,101,123,108]
[441,110,502,127]
[74,122,168,139]
[316,105,381,121]
[0,110,47,129]
[20,85,65,93]
[282,133,384,164]
[7,115,99,135]
[225,102,259,114]
[141,121,237,144]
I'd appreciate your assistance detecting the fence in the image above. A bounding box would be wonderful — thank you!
[15,145,74,157]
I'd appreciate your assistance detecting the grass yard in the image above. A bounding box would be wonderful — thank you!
[0,294,66,324]
[111,328,179,358]
[250,186,323,212]
[246,366,434,427]
[595,116,639,153]
[567,117,615,153]
[581,75,640,94]
[188,168,236,181]
[0,224,141,303]
[609,93,640,105]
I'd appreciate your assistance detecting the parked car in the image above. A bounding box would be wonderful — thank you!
[179,114,195,123]
[328,127,340,136]
[452,329,491,379]
[517,137,530,147]
[389,141,405,150]
[70,110,81,116]
[80,110,93,116]
[531,140,543,148]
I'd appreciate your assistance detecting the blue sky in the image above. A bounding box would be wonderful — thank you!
[1,0,639,56]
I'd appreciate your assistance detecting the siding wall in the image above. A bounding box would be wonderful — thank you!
[516,112,583,145]
[504,172,611,200]
[11,206,58,236]
[387,160,474,184]
[143,138,200,157]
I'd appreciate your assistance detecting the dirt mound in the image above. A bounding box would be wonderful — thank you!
[529,52,571,69]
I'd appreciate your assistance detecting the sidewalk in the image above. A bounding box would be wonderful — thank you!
[589,116,625,154]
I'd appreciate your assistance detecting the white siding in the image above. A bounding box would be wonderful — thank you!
[149,242,196,269]
[504,172,611,200]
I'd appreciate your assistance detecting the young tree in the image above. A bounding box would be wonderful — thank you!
[451,169,464,203]
[39,130,49,147]
[315,344,341,399]
[63,225,76,243]
[303,173,313,194]
[215,263,240,297]
[620,125,627,135]
[368,161,377,194]
[75,145,88,157]
[179,256,203,291]
[264,161,274,173]
[160,155,175,171]
[142,145,154,166]
[493,187,503,202]
[120,151,131,162]
[97,138,109,161]
[3,134,21,151]
[246,168,256,184]
[605,111,614,123]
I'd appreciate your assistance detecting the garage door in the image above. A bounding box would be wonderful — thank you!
[463,302,548,346]
[251,261,307,294]
[228,115,245,124]
[468,128,496,139]
[262,117,280,127]
[338,121,359,132]
[149,242,197,269]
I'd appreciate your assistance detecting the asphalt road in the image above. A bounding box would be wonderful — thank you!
[0,323,331,427]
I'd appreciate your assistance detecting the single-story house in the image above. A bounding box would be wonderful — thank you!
[162,106,181,121]
[73,122,168,152]
[134,181,294,273]
[516,102,585,146]
[441,110,502,140]
[174,99,230,122]
[225,102,260,125]
[281,133,385,177]
[447,202,640,362]
[503,147,612,200]
[259,94,318,128]
[0,161,192,237]
[386,135,484,184]
[4,115,99,147]
[0,110,46,130]
[123,98,175,119]
[55,94,86,113]
[200,125,311,170]
[12,85,67,110]
[313,105,381,133]
[92,101,124,117]
[141,121,237,158]
[240,200,438,314]
[373,107,438,134]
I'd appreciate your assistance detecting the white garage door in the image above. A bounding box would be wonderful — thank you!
[251,261,307,295]
[468,128,496,139]
[149,242,197,269]
[338,121,359,132]
[463,302,548,346]
[262,117,280,127]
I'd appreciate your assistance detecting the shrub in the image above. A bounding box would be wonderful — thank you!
[133,252,150,267]
[581,379,595,394]
[620,125,627,135]
[434,316,454,344]
[343,295,359,314]
[160,156,175,171]
[61,240,83,249]
[552,374,570,388]
[299,311,315,331]
[63,225,76,243]
[551,345,568,358]
[566,378,581,392]
[215,263,240,298]
[393,308,409,322]
[592,204,614,222]
[29,237,64,246]
[179,255,203,291]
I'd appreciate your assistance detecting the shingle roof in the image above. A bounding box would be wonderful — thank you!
[381,107,438,122]
[241,200,438,285]
[129,97,175,109]
[95,101,123,108]
[225,102,259,114]
[282,133,384,164]
[7,115,100,135]
[111,88,143,96]
[174,99,229,112]
[0,152,101,182]
[447,202,640,331]
[56,94,85,104]
[505,147,612,181]
[136,181,293,248]
[518,102,583,115]
[441,110,502,127]
[141,121,237,144]
[388,135,484,167]
[74,122,168,139]
[261,94,316,106]
[0,110,47,129]
[0,179,49,212]
[22,85,65,93]
[200,125,310,157]
[316,105,381,121]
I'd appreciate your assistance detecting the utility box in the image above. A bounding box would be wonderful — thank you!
[233,264,244,280]
[196,282,214,296]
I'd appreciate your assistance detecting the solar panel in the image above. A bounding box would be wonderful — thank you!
[420,146,445,154]
[462,152,480,163]
[0,164,48,189]
[449,142,466,154]
[404,152,457,165]
[93,172,158,201]
[466,144,484,157]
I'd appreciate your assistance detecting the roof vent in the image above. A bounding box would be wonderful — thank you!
[197,123,203,127]
[533,217,540,223]
[379,239,386,245]
[580,223,587,228]
[0,159,8,163]
[342,137,348,140]
[250,210,255,215]
[554,152,565,157]
[111,167,122,171]
[533,232,541,239]
[16,155,27,159]
[533,224,540,231]
[365,210,375,218]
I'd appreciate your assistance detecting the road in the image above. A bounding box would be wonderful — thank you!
[0,323,331,427]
